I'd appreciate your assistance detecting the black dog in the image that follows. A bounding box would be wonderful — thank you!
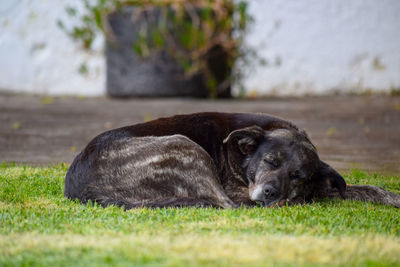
[65,112,400,208]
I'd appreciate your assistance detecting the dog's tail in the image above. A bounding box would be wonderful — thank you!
[326,184,400,208]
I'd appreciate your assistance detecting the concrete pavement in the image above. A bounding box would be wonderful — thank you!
[1,93,399,174]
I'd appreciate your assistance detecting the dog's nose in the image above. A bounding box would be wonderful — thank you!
[263,184,278,199]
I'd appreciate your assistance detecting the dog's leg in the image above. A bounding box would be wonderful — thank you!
[345,185,400,208]
[113,197,237,209]
[321,185,400,208]
[80,183,238,210]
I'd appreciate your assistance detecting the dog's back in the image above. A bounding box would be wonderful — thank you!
[65,134,235,209]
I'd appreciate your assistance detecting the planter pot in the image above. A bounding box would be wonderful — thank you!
[106,6,231,98]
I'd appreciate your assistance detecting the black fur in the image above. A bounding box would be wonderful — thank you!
[66,135,236,208]
[65,112,400,208]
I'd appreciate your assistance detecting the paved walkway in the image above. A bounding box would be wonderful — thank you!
[1,93,399,174]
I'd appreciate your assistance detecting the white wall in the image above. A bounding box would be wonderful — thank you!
[0,0,105,96]
[240,0,400,96]
[0,0,399,96]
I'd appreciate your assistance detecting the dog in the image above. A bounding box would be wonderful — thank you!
[65,112,400,208]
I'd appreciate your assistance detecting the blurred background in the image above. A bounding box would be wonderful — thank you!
[1,0,399,96]
[0,0,399,173]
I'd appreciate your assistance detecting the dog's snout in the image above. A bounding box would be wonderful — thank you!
[263,184,278,198]
[250,184,281,206]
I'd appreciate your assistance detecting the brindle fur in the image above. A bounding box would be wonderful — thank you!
[66,134,236,208]
[65,112,400,208]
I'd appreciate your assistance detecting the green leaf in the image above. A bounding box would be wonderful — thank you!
[93,7,103,30]
[238,1,249,29]
[78,62,89,76]
[65,6,77,17]
[151,30,165,48]
[56,19,65,30]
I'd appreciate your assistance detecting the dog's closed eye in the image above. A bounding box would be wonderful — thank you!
[263,154,280,168]
[289,170,304,180]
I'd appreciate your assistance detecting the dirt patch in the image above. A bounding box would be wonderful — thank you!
[1,93,399,174]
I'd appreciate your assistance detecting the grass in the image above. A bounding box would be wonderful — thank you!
[0,163,399,266]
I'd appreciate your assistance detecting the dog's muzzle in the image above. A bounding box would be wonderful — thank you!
[250,184,282,207]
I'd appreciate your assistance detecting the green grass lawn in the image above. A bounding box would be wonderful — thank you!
[1,163,399,266]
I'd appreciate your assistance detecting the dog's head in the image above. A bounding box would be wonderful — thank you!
[223,126,346,206]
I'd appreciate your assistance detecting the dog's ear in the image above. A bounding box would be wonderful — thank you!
[223,126,265,155]
[223,126,265,185]
[315,160,347,198]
